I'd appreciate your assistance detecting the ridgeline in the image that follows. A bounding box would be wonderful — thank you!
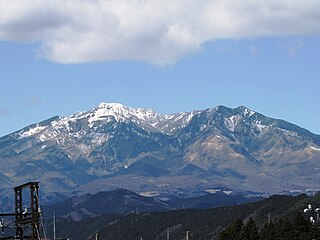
[46,193,320,239]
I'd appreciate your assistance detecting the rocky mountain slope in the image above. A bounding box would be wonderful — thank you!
[0,103,319,203]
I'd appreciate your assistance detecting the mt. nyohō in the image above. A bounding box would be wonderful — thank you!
[1,103,320,203]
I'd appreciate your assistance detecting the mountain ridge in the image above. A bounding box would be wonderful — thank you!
[43,188,261,221]
[0,103,319,205]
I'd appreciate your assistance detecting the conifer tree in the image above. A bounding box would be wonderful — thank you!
[218,219,243,240]
[239,218,259,240]
[292,210,310,233]
[259,221,275,240]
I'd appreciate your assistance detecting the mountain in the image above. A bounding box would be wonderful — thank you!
[45,194,317,240]
[165,190,261,209]
[43,188,261,221]
[43,188,170,221]
[0,103,320,204]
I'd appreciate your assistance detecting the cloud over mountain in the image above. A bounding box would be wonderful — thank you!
[1,0,320,65]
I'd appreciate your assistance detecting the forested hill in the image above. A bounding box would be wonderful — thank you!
[219,212,320,240]
[46,193,320,240]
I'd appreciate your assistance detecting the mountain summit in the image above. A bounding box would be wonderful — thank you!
[1,103,320,204]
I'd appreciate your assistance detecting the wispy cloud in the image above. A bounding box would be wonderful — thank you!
[249,45,259,57]
[25,96,43,107]
[0,0,319,65]
[286,39,304,55]
[0,106,13,118]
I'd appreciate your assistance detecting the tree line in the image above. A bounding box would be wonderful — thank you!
[219,211,320,240]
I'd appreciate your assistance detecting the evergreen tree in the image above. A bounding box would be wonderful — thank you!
[247,218,259,240]
[239,218,259,240]
[218,219,243,240]
[309,223,320,239]
[274,216,292,239]
[291,210,310,233]
[259,221,275,240]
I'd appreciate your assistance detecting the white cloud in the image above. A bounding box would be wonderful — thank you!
[0,0,320,65]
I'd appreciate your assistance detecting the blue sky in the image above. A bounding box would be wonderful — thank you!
[0,1,320,136]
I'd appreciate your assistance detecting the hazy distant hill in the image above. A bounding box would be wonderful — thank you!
[43,188,261,221]
[45,194,317,240]
[44,188,170,221]
[1,103,320,203]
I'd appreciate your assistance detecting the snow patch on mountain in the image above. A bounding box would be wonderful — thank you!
[243,108,255,117]
[280,128,299,137]
[223,190,233,195]
[19,125,47,139]
[200,124,208,132]
[310,146,320,151]
[50,117,72,133]
[255,121,269,133]
[87,103,134,125]
[224,115,241,132]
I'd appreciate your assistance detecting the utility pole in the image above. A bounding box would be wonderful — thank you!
[186,231,189,240]
[166,229,170,240]
[0,213,4,237]
[53,213,56,240]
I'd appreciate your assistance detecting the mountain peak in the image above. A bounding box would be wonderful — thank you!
[87,103,196,134]
[235,106,256,116]
[89,102,159,125]
[209,105,255,118]
[97,102,129,110]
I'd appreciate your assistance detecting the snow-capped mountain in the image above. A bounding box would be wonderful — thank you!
[17,102,196,147]
[1,103,320,204]
[52,102,197,134]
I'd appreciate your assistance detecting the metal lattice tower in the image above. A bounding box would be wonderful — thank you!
[15,182,40,240]
[0,182,41,240]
